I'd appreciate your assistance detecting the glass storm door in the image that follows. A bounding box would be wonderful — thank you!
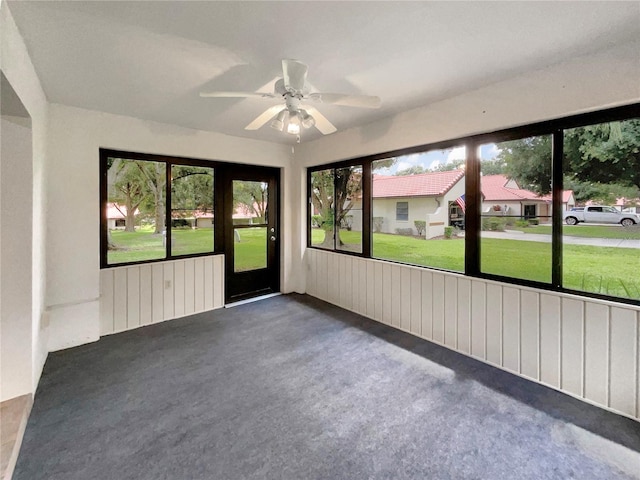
[223,167,279,302]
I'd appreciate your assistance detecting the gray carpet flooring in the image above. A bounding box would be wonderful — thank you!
[14,294,640,479]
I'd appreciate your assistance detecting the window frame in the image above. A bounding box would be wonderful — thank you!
[100,149,227,269]
[395,201,409,222]
[306,103,640,307]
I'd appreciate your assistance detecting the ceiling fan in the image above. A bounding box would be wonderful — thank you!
[200,59,381,137]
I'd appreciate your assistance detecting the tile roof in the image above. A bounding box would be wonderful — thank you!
[373,170,465,198]
[481,174,549,202]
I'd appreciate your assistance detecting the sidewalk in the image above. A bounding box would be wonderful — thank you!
[480,230,640,249]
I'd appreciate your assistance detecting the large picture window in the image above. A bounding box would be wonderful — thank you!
[479,135,553,284]
[307,104,640,305]
[101,150,218,268]
[370,146,466,272]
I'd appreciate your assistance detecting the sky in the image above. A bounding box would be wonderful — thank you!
[373,144,500,175]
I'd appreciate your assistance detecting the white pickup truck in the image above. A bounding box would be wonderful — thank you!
[563,206,639,226]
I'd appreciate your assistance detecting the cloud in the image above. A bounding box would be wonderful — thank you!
[447,146,466,163]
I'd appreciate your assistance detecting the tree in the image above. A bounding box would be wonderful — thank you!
[499,135,552,195]
[233,181,268,221]
[395,165,426,176]
[171,166,214,218]
[496,119,640,197]
[479,158,507,176]
[432,159,465,172]
[109,158,148,232]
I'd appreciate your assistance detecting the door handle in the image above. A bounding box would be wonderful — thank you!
[270,236,276,241]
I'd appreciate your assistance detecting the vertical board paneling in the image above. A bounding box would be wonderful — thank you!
[502,287,520,373]
[584,302,608,407]
[358,258,368,316]
[457,279,471,354]
[561,298,584,397]
[421,271,433,340]
[174,261,185,317]
[126,267,141,329]
[374,262,383,322]
[213,256,224,308]
[184,259,195,316]
[470,281,486,360]
[163,263,174,320]
[432,274,445,343]
[382,263,392,325]
[113,268,128,332]
[520,290,539,380]
[444,276,457,348]
[338,254,347,308]
[351,255,359,312]
[326,253,337,305]
[194,258,204,312]
[151,263,164,322]
[100,270,114,335]
[306,250,315,296]
[391,265,401,328]
[540,293,561,388]
[139,265,152,326]
[203,257,214,310]
[486,284,502,365]
[342,256,352,310]
[400,267,411,331]
[609,307,637,417]
[410,269,422,336]
[366,261,376,319]
[317,251,327,301]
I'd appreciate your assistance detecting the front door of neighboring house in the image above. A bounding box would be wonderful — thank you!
[523,204,536,219]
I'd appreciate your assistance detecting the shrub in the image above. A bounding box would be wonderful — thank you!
[482,217,507,231]
[395,228,414,236]
[528,218,540,226]
[444,226,454,239]
[373,217,384,233]
[515,219,529,228]
[414,220,426,236]
[311,215,322,228]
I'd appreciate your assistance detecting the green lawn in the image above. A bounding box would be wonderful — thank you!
[312,229,639,300]
[511,224,640,239]
[108,226,266,272]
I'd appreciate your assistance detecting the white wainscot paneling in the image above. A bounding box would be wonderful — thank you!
[100,256,225,336]
[305,249,640,422]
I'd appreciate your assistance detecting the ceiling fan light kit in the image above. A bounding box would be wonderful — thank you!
[200,59,381,140]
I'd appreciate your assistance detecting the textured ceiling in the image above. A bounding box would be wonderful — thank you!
[7,1,640,144]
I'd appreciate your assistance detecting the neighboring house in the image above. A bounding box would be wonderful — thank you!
[369,170,465,238]
[481,174,575,222]
[106,202,136,230]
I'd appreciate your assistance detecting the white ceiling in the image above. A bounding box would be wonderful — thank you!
[7,1,640,144]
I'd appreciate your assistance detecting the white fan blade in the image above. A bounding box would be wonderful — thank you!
[282,59,308,92]
[303,107,337,135]
[307,93,381,109]
[245,105,285,130]
[200,91,277,99]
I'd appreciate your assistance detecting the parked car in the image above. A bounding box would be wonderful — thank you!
[563,206,639,226]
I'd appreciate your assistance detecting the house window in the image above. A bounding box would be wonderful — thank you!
[170,165,214,256]
[479,135,552,284]
[336,165,363,254]
[105,156,167,265]
[562,118,640,301]
[396,202,409,221]
[101,150,219,268]
[307,104,639,305]
[310,168,335,250]
[370,147,466,272]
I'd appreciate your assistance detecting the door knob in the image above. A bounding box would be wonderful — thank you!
[270,236,276,241]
